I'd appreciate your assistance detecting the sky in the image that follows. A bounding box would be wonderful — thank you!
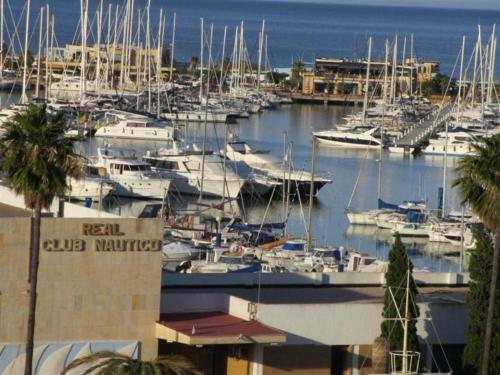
[264,0,500,10]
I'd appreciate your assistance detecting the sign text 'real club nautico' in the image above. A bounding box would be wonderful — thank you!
[42,223,161,252]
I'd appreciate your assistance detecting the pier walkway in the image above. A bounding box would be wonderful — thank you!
[390,101,455,152]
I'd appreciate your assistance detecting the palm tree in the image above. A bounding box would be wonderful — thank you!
[62,351,201,375]
[0,104,82,375]
[453,133,500,375]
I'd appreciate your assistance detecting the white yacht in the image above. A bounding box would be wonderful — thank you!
[94,111,176,141]
[161,110,228,124]
[93,147,171,199]
[49,76,139,100]
[421,130,477,156]
[313,126,383,149]
[225,138,332,196]
[143,143,245,199]
[67,174,114,201]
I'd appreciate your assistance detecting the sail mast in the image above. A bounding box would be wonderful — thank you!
[35,7,44,98]
[402,267,411,374]
[21,0,31,104]
[307,138,317,254]
[199,23,213,201]
[378,39,389,202]
[257,19,265,94]
[361,36,372,122]
[169,12,176,83]
[219,25,227,96]
[156,8,163,119]
[199,17,204,101]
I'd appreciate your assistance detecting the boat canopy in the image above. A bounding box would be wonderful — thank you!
[283,241,305,251]
[378,198,399,210]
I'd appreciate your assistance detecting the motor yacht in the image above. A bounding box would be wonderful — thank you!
[225,137,331,196]
[143,143,245,199]
[92,147,171,199]
[94,111,176,141]
[313,126,383,149]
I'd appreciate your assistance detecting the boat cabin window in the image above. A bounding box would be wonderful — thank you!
[158,160,179,170]
[111,163,123,174]
[230,142,248,154]
[125,164,151,171]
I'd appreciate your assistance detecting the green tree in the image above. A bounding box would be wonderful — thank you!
[420,73,457,97]
[0,105,82,375]
[62,351,201,375]
[290,61,305,90]
[380,233,420,368]
[453,134,500,375]
[462,228,500,375]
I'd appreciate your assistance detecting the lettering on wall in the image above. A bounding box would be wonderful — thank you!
[42,223,160,253]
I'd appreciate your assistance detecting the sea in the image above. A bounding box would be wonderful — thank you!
[4,0,499,271]
[9,0,500,76]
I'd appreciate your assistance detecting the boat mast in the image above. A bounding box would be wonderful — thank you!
[82,0,89,101]
[126,0,135,87]
[257,19,265,94]
[457,36,466,125]
[230,26,238,94]
[105,3,111,89]
[238,22,244,90]
[442,38,465,219]
[390,34,398,105]
[402,267,411,374]
[156,8,163,119]
[169,12,176,83]
[199,17,204,101]
[21,0,31,104]
[400,35,406,96]
[119,0,129,87]
[306,138,317,254]
[146,0,152,112]
[486,25,496,105]
[96,0,103,99]
[361,36,372,123]
[478,25,485,122]
[219,25,227,96]
[471,38,478,107]
[409,34,413,96]
[44,4,50,100]
[35,7,44,98]
[0,0,3,71]
[378,39,389,201]
[198,23,213,201]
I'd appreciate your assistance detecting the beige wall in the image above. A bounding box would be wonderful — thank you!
[0,217,162,359]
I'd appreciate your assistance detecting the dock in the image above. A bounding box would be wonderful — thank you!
[389,101,455,152]
[291,93,370,105]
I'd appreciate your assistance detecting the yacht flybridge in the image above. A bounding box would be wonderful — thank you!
[94,111,176,141]
[225,137,332,196]
[313,126,384,149]
[93,147,171,199]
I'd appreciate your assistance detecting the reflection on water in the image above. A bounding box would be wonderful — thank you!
[91,105,466,272]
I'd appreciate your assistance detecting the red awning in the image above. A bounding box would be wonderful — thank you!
[156,311,286,345]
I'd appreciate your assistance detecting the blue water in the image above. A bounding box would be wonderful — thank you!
[11,0,500,76]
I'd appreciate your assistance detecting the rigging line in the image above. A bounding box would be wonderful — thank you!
[410,283,452,372]
[346,146,370,210]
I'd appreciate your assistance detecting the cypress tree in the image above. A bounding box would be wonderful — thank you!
[463,228,500,375]
[381,233,420,361]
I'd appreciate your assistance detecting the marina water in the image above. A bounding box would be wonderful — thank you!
[3,1,493,271]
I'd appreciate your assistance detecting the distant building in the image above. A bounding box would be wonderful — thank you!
[300,57,439,98]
